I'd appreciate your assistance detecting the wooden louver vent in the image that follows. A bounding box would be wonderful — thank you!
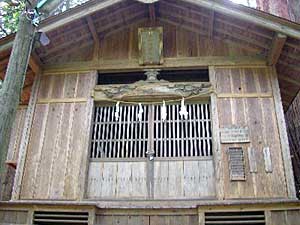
[205,211,265,225]
[228,147,246,181]
[33,211,88,224]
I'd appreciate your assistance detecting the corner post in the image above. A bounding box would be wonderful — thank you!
[269,66,296,198]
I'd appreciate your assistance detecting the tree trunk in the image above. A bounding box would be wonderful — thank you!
[0,11,35,200]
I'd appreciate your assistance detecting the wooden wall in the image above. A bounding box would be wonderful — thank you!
[94,21,258,63]
[215,67,288,199]
[13,23,291,201]
[87,159,215,200]
[20,72,96,200]
[7,107,27,163]
[0,210,28,225]
[95,214,198,225]
[267,209,300,225]
[285,90,300,198]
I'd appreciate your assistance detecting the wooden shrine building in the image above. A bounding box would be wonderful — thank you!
[0,0,300,224]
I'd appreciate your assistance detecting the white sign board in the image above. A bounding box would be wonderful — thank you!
[220,126,250,143]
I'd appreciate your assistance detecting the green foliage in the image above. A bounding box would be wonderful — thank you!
[0,1,25,37]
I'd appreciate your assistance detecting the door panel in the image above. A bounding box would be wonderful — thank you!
[87,103,215,200]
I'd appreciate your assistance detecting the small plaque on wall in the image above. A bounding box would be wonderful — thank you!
[138,27,163,65]
[220,126,250,143]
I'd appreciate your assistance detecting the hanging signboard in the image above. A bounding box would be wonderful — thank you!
[138,27,163,65]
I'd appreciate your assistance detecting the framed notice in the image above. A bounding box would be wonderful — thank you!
[220,126,250,143]
[138,27,163,65]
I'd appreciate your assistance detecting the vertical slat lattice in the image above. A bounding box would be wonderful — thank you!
[91,104,149,159]
[153,103,212,158]
[91,103,212,159]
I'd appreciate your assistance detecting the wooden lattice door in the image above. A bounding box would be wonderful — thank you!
[87,102,216,199]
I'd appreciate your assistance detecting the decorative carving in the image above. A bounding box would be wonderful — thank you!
[144,69,160,82]
[94,81,212,101]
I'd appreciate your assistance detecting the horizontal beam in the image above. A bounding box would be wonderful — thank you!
[43,56,267,74]
[217,93,273,98]
[37,98,88,104]
[183,0,300,40]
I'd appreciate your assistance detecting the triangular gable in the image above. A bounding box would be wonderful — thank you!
[38,0,300,39]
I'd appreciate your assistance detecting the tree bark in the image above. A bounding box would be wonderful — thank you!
[0,11,35,200]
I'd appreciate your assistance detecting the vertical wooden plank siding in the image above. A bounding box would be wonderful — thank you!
[20,71,96,200]
[12,75,40,200]
[0,210,28,224]
[269,67,296,199]
[215,67,288,199]
[6,107,27,162]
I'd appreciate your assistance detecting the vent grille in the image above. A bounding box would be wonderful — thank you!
[33,211,88,224]
[228,147,246,181]
[205,211,265,224]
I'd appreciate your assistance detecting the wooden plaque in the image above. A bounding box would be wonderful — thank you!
[138,27,163,65]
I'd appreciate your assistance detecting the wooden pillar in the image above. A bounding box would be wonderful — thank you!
[198,209,205,225]
[269,66,296,198]
[78,71,97,200]
[209,66,224,200]
[0,12,35,200]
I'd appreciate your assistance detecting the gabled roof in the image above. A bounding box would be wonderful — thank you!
[0,0,300,108]
[38,0,300,38]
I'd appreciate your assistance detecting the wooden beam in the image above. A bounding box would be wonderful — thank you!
[267,33,287,66]
[208,10,215,39]
[39,0,123,32]
[43,56,267,74]
[86,16,100,60]
[29,52,43,74]
[182,0,300,40]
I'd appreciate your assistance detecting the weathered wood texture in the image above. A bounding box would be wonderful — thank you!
[20,71,96,200]
[6,107,27,163]
[95,215,198,225]
[266,209,300,225]
[0,210,28,225]
[87,160,215,200]
[97,21,260,62]
[215,67,287,199]
[285,90,300,198]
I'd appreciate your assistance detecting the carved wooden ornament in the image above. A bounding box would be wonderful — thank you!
[138,27,163,65]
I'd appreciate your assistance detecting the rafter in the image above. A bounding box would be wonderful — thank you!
[86,16,100,60]
[148,4,156,25]
[278,75,300,87]
[29,52,43,74]
[182,0,300,40]
[267,33,287,66]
